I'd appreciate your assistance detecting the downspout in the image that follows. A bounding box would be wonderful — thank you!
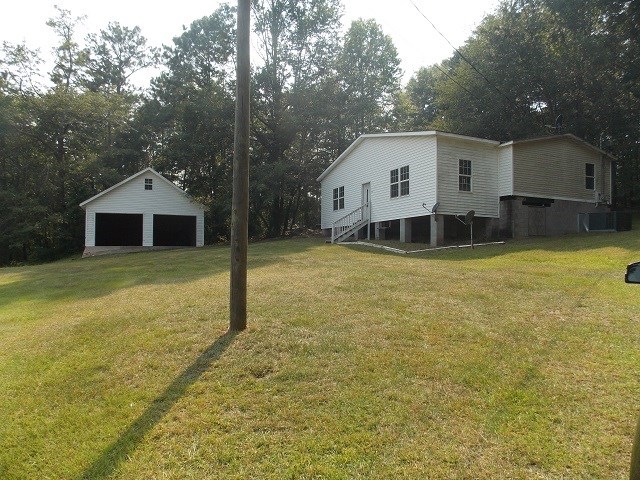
[599,132,606,206]
[601,154,606,205]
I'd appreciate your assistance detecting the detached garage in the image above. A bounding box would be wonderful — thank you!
[80,168,205,256]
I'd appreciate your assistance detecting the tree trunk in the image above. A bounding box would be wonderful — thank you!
[55,133,67,211]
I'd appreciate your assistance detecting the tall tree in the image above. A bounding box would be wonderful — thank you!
[0,41,44,95]
[251,0,342,237]
[333,18,402,148]
[400,65,445,131]
[46,6,88,91]
[148,6,237,241]
[84,22,159,95]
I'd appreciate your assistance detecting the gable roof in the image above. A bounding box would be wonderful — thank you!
[499,133,617,160]
[79,167,204,209]
[316,131,500,182]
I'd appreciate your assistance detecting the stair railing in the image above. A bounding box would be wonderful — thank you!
[331,203,369,243]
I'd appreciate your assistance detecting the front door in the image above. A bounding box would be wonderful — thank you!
[362,183,371,218]
[361,183,371,240]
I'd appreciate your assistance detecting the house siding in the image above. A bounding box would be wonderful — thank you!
[436,136,499,218]
[320,135,438,229]
[84,171,204,247]
[510,138,612,202]
[85,211,96,246]
[498,145,513,197]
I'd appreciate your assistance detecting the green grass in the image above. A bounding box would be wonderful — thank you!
[1,230,640,479]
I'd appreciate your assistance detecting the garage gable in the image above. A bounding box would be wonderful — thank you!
[80,168,203,215]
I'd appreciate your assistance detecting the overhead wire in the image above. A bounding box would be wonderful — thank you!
[431,63,475,98]
[407,0,519,109]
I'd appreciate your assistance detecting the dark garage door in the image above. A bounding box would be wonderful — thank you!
[95,213,143,246]
[153,215,196,247]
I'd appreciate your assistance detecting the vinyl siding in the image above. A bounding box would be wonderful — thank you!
[511,138,612,201]
[498,145,513,197]
[436,137,499,218]
[85,210,96,246]
[320,135,438,229]
[84,171,204,247]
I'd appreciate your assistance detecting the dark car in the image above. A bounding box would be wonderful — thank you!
[626,261,640,480]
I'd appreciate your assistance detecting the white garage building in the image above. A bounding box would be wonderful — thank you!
[80,167,205,256]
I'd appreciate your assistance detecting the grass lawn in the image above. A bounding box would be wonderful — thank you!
[1,230,640,479]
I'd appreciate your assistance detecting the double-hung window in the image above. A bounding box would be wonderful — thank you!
[391,166,409,198]
[400,166,410,196]
[585,163,595,190]
[390,168,399,198]
[459,159,472,192]
[145,178,153,190]
[333,186,344,210]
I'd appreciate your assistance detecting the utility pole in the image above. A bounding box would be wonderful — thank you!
[230,0,250,331]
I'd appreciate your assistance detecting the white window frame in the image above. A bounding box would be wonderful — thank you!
[145,178,153,190]
[400,165,409,196]
[391,166,409,198]
[585,163,595,190]
[333,186,344,211]
[459,159,472,192]
[390,168,399,198]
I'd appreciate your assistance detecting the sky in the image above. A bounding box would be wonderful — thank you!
[1,0,502,86]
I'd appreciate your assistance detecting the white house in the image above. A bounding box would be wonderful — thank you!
[318,131,615,245]
[80,167,205,256]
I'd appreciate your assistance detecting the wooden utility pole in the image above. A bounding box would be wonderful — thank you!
[230,0,250,331]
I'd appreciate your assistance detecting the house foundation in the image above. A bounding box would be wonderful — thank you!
[430,215,444,246]
[499,197,610,238]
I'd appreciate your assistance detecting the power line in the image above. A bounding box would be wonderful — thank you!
[433,63,474,98]
[408,0,518,108]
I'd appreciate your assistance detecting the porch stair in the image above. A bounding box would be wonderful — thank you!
[331,203,369,243]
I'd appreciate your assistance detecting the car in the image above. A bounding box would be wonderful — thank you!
[626,261,640,284]
[626,261,640,480]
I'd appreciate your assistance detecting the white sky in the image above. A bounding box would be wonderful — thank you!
[1,0,501,86]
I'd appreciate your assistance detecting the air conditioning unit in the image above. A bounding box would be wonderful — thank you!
[594,191,609,205]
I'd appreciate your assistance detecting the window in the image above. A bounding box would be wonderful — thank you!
[400,165,410,196]
[391,166,409,198]
[390,168,399,198]
[585,163,595,190]
[333,186,344,211]
[459,159,472,192]
[145,178,153,190]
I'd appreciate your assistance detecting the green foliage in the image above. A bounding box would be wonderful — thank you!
[334,19,402,144]
[148,7,237,242]
[46,6,89,90]
[401,65,444,130]
[84,22,159,94]
[250,0,343,237]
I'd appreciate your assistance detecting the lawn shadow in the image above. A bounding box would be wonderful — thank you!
[79,330,238,480]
